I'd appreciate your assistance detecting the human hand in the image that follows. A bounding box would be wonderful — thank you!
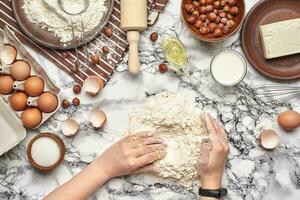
[198,114,229,189]
[95,132,167,179]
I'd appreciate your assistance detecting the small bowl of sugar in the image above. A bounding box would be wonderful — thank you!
[210,50,247,87]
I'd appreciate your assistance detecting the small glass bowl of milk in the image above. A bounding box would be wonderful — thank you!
[210,50,247,86]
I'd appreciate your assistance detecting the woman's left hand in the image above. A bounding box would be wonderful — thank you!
[95,131,167,179]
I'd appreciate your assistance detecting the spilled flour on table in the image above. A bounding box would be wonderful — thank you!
[128,92,208,185]
[23,0,107,43]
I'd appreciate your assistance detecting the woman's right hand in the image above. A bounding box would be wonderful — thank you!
[95,132,167,179]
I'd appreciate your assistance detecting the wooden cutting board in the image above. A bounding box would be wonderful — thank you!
[241,0,300,80]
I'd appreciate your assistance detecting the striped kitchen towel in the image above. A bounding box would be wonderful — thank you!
[0,0,169,85]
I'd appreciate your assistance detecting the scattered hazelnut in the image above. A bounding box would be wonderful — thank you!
[72,97,80,106]
[187,16,197,24]
[199,6,207,14]
[90,54,100,64]
[73,84,81,94]
[213,28,222,37]
[199,0,206,6]
[198,14,207,22]
[102,46,109,54]
[229,6,239,15]
[208,13,217,22]
[158,63,168,73]
[206,5,214,13]
[213,1,221,9]
[70,64,79,74]
[184,4,195,13]
[192,1,200,8]
[61,51,69,58]
[192,10,200,17]
[104,27,113,37]
[228,0,237,6]
[222,25,230,33]
[206,0,214,5]
[150,32,158,42]
[194,20,203,29]
[61,99,70,109]
[208,23,218,33]
[199,26,209,35]
[226,20,235,28]
[223,5,230,12]
[221,17,228,24]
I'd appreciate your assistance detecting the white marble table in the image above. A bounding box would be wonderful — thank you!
[1,0,300,199]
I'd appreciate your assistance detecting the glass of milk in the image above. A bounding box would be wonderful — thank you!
[210,50,247,86]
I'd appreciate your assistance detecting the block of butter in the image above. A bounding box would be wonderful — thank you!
[259,18,300,59]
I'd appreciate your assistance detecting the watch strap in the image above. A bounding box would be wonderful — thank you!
[199,187,228,198]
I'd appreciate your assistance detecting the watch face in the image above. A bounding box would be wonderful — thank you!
[220,188,228,197]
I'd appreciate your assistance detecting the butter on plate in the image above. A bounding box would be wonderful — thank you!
[259,18,300,59]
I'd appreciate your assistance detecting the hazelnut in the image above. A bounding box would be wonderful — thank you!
[213,28,222,37]
[218,23,225,29]
[221,17,228,24]
[228,0,237,6]
[227,13,234,20]
[222,25,230,33]
[184,4,195,13]
[159,63,168,73]
[61,99,70,109]
[192,10,200,17]
[220,0,226,6]
[72,97,80,106]
[187,16,197,24]
[206,0,214,5]
[205,18,210,25]
[229,6,239,15]
[215,16,221,23]
[104,27,113,37]
[226,20,235,28]
[214,9,218,14]
[206,5,214,12]
[219,11,227,18]
[61,51,69,58]
[90,54,100,64]
[73,84,81,94]
[199,6,207,14]
[208,23,218,33]
[223,5,230,12]
[199,26,209,35]
[208,13,217,22]
[213,1,221,9]
[192,1,200,8]
[102,46,109,54]
[198,14,207,22]
[194,20,203,29]
[150,32,158,42]
[199,0,206,6]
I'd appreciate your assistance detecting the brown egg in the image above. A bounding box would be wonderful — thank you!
[24,77,44,97]
[37,92,58,113]
[278,110,300,131]
[0,75,14,95]
[21,107,42,128]
[10,92,28,111]
[11,61,31,81]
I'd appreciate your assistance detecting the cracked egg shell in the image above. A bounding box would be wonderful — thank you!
[0,44,17,64]
[82,76,104,96]
[89,109,107,129]
[11,60,31,81]
[259,129,279,150]
[61,118,80,137]
[0,75,14,95]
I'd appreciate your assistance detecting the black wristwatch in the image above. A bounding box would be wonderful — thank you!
[199,187,228,199]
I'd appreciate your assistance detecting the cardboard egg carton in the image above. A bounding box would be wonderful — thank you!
[0,26,60,156]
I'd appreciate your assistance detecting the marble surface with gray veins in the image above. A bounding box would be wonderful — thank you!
[1,0,300,199]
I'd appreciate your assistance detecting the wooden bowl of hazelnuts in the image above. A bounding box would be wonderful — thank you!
[181,0,245,42]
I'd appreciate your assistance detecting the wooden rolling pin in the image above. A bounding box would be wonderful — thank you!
[121,0,148,75]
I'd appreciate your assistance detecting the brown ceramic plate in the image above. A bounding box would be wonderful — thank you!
[241,0,300,80]
[12,0,114,50]
[181,0,245,42]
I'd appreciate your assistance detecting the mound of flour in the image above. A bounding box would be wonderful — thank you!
[128,92,208,184]
[23,0,107,43]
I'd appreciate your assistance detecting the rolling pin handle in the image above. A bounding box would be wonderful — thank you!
[127,31,140,75]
